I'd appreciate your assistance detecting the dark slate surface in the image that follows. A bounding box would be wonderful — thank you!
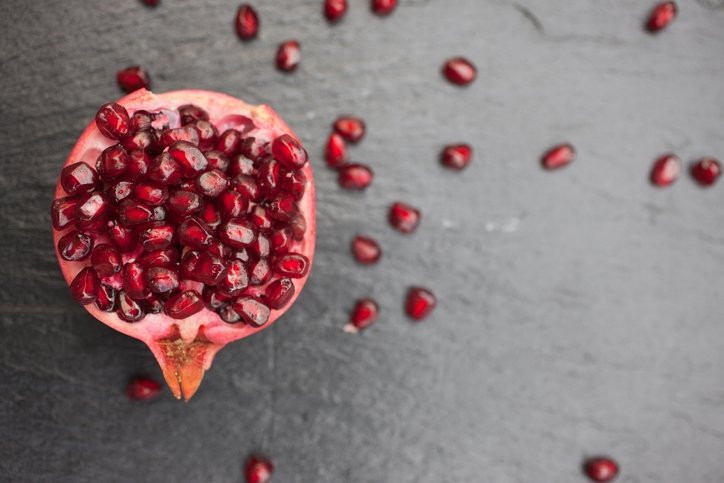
[1,0,723,481]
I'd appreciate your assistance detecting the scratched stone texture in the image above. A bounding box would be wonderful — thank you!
[0,0,723,482]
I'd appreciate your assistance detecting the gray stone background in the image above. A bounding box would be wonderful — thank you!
[1,0,723,482]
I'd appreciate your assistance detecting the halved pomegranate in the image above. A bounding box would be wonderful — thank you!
[52,89,316,400]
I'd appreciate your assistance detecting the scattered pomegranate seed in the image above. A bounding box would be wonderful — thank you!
[126,376,162,400]
[351,235,381,265]
[325,132,349,168]
[440,144,472,170]
[442,57,477,86]
[371,0,397,16]
[405,287,436,321]
[276,40,301,72]
[388,202,420,234]
[646,1,677,33]
[690,157,721,187]
[333,116,366,143]
[344,298,379,333]
[583,457,619,482]
[650,153,681,187]
[541,143,575,170]
[338,163,373,190]
[236,4,260,40]
[244,455,273,483]
[325,0,348,22]
[116,66,151,93]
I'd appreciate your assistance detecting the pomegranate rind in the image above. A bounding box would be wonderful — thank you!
[53,89,316,400]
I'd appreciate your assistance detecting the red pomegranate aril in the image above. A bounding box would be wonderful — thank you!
[233,248,251,263]
[60,162,99,196]
[229,154,256,177]
[217,190,249,220]
[405,287,436,320]
[193,120,218,151]
[126,376,161,400]
[95,103,131,140]
[200,201,222,230]
[441,144,472,170]
[178,217,214,250]
[233,296,271,327]
[108,222,137,252]
[266,195,297,222]
[118,199,159,226]
[249,234,271,258]
[235,4,260,40]
[218,305,242,323]
[149,153,183,186]
[232,175,262,202]
[257,157,281,197]
[76,191,111,227]
[248,258,272,286]
[333,116,366,143]
[646,1,677,33]
[51,196,80,230]
[281,170,306,200]
[371,0,396,15]
[389,202,420,234]
[583,457,619,482]
[164,290,204,319]
[351,235,381,264]
[244,455,273,483]
[650,153,681,187]
[139,247,179,268]
[205,150,231,172]
[442,57,477,86]
[144,295,165,314]
[325,0,348,22]
[139,222,175,251]
[169,141,209,176]
[240,137,269,162]
[126,150,152,180]
[207,239,230,258]
[145,266,180,293]
[272,134,308,170]
[196,169,230,197]
[541,143,575,170]
[117,291,145,322]
[691,157,721,186]
[216,130,243,157]
[203,286,231,310]
[339,163,373,189]
[218,259,249,296]
[95,284,117,312]
[192,252,226,285]
[219,218,257,248]
[122,130,155,151]
[325,132,348,168]
[178,104,209,125]
[274,253,309,278]
[133,182,169,206]
[166,190,202,216]
[346,298,379,332]
[60,237,91,265]
[107,180,134,204]
[91,244,123,276]
[116,66,151,93]
[289,213,306,240]
[130,110,155,132]
[276,40,301,72]
[270,228,292,254]
[70,267,100,305]
[159,125,200,148]
[97,144,129,181]
[265,278,295,309]
[180,250,201,279]
[123,262,150,300]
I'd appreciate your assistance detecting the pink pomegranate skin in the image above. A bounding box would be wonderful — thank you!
[52,89,316,400]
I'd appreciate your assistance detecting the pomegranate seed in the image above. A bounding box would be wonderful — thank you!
[235,4,260,40]
[441,144,472,170]
[541,143,575,170]
[116,66,151,93]
[218,190,250,220]
[219,218,257,248]
[194,120,218,151]
[77,191,111,227]
[442,57,477,86]
[280,170,306,201]
[126,150,152,180]
[144,295,164,314]
[206,240,232,259]
[203,287,231,310]
[219,305,242,323]
[107,180,134,204]
[232,175,262,202]
[248,258,272,285]
[325,132,349,168]
[70,267,100,305]
[289,213,306,240]
[126,376,162,400]
[388,202,420,234]
[583,457,619,482]
[233,296,271,327]
[97,144,129,181]
[338,163,373,189]
[216,129,243,157]
[117,291,146,322]
[149,152,183,185]
[266,195,297,222]
[139,222,175,251]
[240,137,269,162]
[344,298,379,332]
[131,110,155,132]
[178,217,215,250]
[145,266,180,293]
[276,40,301,72]
[249,206,274,232]
[193,252,227,285]
[274,253,310,278]
[60,162,99,196]
[271,228,292,255]
[133,182,169,206]
[139,248,179,268]
[169,141,209,176]
[178,104,209,125]
[371,0,396,16]
[333,116,366,143]
[351,235,381,264]
[405,287,436,320]
[51,196,80,230]
[91,244,123,276]
[122,130,156,152]
[218,259,249,296]
[205,150,231,172]
[257,157,282,197]
[229,154,256,177]
[196,169,230,197]
[164,290,204,319]
[324,0,348,22]
[166,190,202,217]
[650,153,681,187]
[180,250,201,279]
[272,134,308,170]
[123,262,150,300]
[117,199,160,226]
[265,278,295,309]
[249,234,271,258]
[691,157,721,186]
[95,284,117,312]
[95,103,131,140]
[244,455,273,483]
[159,125,200,148]
[108,222,138,252]
[646,1,677,33]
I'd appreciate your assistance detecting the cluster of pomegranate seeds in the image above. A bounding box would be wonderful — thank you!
[371,0,397,16]
[442,57,477,86]
[405,287,436,320]
[244,455,273,483]
[440,143,472,170]
[236,4,260,40]
[690,157,721,186]
[276,40,302,72]
[116,66,151,93]
[646,1,677,33]
[324,0,348,22]
[56,100,310,327]
[344,298,379,332]
[351,235,381,265]
[322,115,373,190]
[126,376,162,400]
[541,143,576,170]
[583,457,619,482]
[650,153,681,187]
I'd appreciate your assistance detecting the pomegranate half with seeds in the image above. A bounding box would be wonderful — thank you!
[52,89,315,400]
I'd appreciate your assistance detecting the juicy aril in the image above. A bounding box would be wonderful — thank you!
[52,89,315,400]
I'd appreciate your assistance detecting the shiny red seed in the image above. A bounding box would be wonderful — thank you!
[325,0,347,22]
[165,290,204,319]
[646,1,677,33]
[276,40,301,72]
[333,116,366,143]
[139,222,175,251]
[130,110,155,132]
[351,235,381,264]
[91,244,122,276]
[235,4,260,40]
[280,170,306,201]
[95,284,117,312]
[200,201,222,229]
[166,190,202,216]
[107,180,134,204]
[144,295,164,314]
[229,154,256,177]
[249,206,274,232]
[169,141,209,176]
[216,130,243,157]
[405,287,436,320]
[122,130,155,152]
[232,175,262,202]
[265,278,295,309]
[244,455,273,483]
[389,202,420,234]
[60,162,99,196]
[218,259,249,297]
[76,191,111,228]
[126,150,152,180]
[95,103,131,140]
[117,291,146,322]
[274,253,310,278]
[442,57,477,86]
[270,228,292,255]
[650,153,681,187]
[219,218,257,248]
[218,305,242,323]
[193,120,218,151]
[178,104,209,125]
[541,143,575,170]
[249,234,271,259]
[441,144,472,170]
[159,125,200,148]
[126,377,162,400]
[192,252,226,285]
[338,163,373,189]
[240,137,269,162]
[203,286,231,310]
[345,298,379,332]
[272,134,308,170]
[289,213,306,240]
[217,190,249,220]
[257,157,281,197]
[51,196,80,230]
[116,66,151,93]
[139,248,179,268]
[145,266,180,293]
[583,457,619,482]
[123,262,150,300]
[97,144,129,181]
[133,182,169,206]
[248,258,272,286]
[266,195,297,222]
[70,267,100,305]
[117,199,158,226]
[325,132,349,168]
[179,250,201,279]
[690,157,721,187]
[196,169,230,197]
[108,222,138,252]
[371,0,396,16]
[178,217,215,250]
[233,297,271,327]
[148,152,183,186]
[205,150,231,172]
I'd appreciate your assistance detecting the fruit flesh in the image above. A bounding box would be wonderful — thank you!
[52,89,316,400]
